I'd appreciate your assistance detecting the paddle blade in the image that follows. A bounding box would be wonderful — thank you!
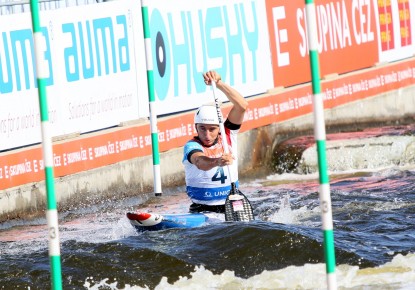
[225,189,254,222]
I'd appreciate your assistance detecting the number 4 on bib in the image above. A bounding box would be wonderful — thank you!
[212,167,227,184]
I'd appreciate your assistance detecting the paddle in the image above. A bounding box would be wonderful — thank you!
[211,81,254,222]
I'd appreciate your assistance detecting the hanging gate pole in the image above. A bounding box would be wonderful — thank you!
[141,0,162,196]
[29,1,63,289]
[304,1,337,289]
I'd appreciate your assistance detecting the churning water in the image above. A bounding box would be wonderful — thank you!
[1,135,415,289]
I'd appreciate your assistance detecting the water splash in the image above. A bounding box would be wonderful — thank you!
[267,195,298,224]
[83,254,415,290]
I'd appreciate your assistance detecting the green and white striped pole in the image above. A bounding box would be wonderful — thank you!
[141,0,162,196]
[29,1,63,289]
[304,1,337,289]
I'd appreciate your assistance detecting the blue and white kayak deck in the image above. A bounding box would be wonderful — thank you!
[126,191,254,231]
[126,211,223,232]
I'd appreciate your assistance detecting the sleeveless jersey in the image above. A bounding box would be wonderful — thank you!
[182,125,239,205]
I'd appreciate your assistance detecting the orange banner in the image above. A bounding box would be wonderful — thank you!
[266,0,379,88]
[241,58,415,131]
[1,58,415,191]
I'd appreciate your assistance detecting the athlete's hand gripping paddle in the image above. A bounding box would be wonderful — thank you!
[211,81,254,222]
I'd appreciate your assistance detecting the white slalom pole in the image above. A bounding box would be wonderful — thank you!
[29,1,63,289]
[305,0,337,289]
[141,0,162,196]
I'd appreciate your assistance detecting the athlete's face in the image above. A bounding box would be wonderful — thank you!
[196,124,220,146]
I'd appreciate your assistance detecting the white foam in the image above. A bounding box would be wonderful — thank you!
[83,253,415,290]
[0,213,138,257]
[266,195,311,225]
[300,136,415,174]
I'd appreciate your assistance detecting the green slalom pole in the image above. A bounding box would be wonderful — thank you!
[29,1,63,289]
[141,0,162,196]
[304,1,337,289]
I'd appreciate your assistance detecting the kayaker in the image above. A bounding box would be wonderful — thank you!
[182,70,248,213]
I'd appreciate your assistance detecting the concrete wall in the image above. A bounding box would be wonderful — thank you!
[1,83,415,221]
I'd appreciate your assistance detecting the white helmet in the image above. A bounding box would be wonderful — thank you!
[194,105,219,125]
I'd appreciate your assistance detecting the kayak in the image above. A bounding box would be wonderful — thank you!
[127,191,254,232]
[126,211,213,232]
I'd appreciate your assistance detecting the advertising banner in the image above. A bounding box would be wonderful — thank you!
[2,58,414,191]
[242,58,415,130]
[1,0,415,191]
[266,0,379,88]
[0,0,149,151]
[145,0,274,115]
[376,0,415,62]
